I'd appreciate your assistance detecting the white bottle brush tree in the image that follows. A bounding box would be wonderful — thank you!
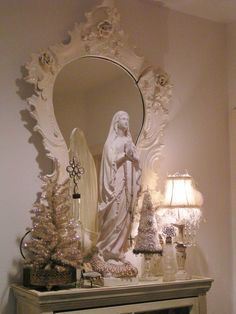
[22,167,82,271]
[133,190,162,279]
[133,190,162,255]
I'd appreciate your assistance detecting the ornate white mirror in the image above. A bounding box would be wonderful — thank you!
[23,0,172,280]
[25,0,172,186]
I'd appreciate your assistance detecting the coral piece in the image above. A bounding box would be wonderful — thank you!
[90,255,138,278]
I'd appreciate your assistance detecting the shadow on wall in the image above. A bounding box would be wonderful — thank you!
[1,286,16,314]
[0,67,54,314]
[0,237,25,314]
[16,66,53,177]
[186,245,209,277]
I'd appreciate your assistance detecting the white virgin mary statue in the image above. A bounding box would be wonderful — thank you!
[96,111,141,263]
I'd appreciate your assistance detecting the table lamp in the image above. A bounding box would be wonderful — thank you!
[159,173,203,280]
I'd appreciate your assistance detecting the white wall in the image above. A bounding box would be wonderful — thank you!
[0,1,232,313]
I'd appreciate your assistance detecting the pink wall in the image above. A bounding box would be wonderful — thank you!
[118,3,231,311]
[227,21,236,314]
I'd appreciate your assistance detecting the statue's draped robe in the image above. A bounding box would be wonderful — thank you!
[96,129,141,262]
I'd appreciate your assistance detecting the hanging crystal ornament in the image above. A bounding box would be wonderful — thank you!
[66,157,85,252]
[66,157,85,198]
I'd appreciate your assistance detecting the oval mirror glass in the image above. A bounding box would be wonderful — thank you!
[53,57,144,162]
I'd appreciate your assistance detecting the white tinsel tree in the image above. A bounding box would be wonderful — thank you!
[23,170,82,271]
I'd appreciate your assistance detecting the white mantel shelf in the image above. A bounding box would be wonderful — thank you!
[12,277,213,314]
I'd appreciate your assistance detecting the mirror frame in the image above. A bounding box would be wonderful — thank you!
[24,0,172,192]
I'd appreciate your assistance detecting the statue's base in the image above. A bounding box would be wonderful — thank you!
[103,276,139,287]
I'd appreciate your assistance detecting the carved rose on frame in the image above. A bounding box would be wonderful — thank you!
[97,20,113,38]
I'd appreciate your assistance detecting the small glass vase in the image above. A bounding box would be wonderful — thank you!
[142,254,153,279]
[141,253,162,281]
[162,237,177,282]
